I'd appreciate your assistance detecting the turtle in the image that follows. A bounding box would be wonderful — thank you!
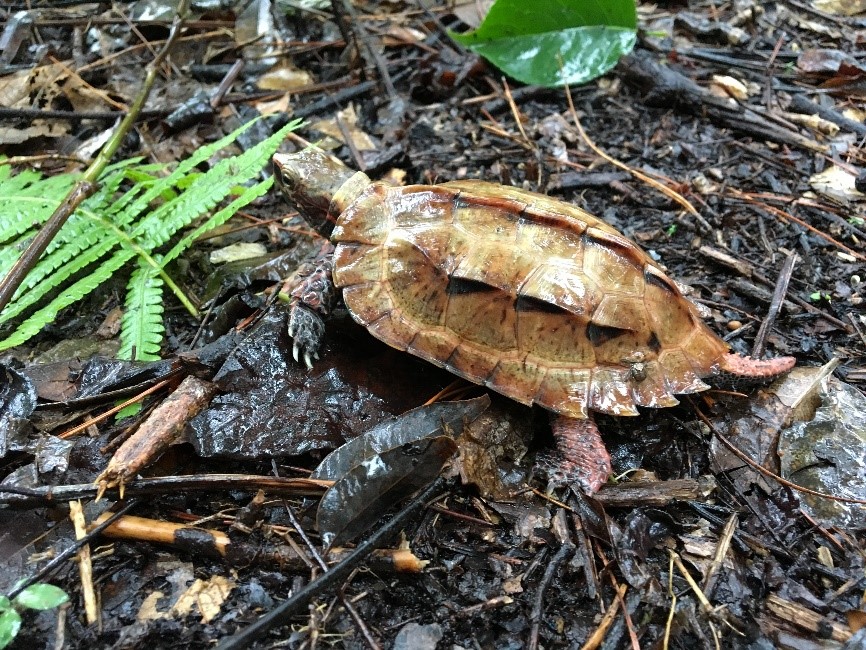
[272,148,796,493]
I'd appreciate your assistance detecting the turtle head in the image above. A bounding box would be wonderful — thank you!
[273,149,368,238]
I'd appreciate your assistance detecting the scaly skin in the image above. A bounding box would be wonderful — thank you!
[719,352,796,379]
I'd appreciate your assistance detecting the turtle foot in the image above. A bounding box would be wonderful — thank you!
[284,241,336,369]
[288,305,325,369]
[537,416,611,494]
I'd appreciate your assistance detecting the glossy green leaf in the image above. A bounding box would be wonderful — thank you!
[451,0,637,87]
[12,584,69,610]
[0,608,21,650]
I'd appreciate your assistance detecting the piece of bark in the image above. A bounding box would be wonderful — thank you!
[764,594,852,643]
[594,477,715,507]
[96,376,217,495]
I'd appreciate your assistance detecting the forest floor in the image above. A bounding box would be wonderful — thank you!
[0,1,865,648]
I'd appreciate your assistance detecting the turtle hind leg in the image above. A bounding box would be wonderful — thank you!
[284,241,337,368]
[537,415,611,494]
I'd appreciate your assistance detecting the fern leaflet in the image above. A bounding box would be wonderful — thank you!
[117,263,164,360]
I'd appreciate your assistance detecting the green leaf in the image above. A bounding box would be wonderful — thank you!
[0,608,21,650]
[117,263,165,361]
[13,583,69,610]
[450,0,637,87]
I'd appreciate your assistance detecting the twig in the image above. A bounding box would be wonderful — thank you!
[95,375,217,497]
[581,583,628,650]
[734,193,866,262]
[701,514,737,600]
[214,477,449,649]
[278,483,381,649]
[0,474,330,507]
[69,500,98,625]
[563,80,700,217]
[752,252,797,358]
[697,405,866,505]
[670,552,726,648]
[331,0,396,98]
[663,553,676,650]
[6,500,139,600]
[57,378,174,440]
[529,542,573,650]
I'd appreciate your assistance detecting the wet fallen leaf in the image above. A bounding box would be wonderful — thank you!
[311,396,490,481]
[311,104,378,152]
[453,399,531,499]
[797,48,866,78]
[812,0,866,16]
[451,0,495,28]
[257,62,315,91]
[189,308,450,459]
[779,373,866,528]
[314,397,489,546]
[809,165,865,205]
[0,364,36,458]
[209,242,268,264]
[316,435,457,547]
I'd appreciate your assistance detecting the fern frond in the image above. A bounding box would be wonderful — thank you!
[133,124,300,252]
[160,177,274,269]
[0,117,303,353]
[117,262,164,361]
[0,172,136,325]
[14,170,131,293]
[0,248,135,349]
[0,229,121,325]
[0,170,78,245]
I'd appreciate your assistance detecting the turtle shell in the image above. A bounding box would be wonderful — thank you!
[330,180,729,419]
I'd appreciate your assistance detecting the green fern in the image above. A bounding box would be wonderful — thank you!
[0,118,302,359]
[119,263,165,360]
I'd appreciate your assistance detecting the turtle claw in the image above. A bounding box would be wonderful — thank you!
[288,304,326,368]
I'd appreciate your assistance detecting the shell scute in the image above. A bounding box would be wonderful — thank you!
[534,367,591,418]
[332,242,380,287]
[364,308,417,351]
[445,341,501,385]
[446,284,517,351]
[406,329,458,368]
[589,368,639,416]
[590,294,650,337]
[384,237,449,329]
[340,282,391,326]
[486,356,546,407]
[658,348,712,394]
[517,309,596,366]
[582,230,645,296]
[629,362,680,408]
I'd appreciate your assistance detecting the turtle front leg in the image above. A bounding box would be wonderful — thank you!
[283,241,337,368]
[539,415,612,494]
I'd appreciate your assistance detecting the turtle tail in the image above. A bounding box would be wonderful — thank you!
[716,352,796,389]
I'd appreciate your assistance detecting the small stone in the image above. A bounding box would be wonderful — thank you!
[727,320,743,331]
